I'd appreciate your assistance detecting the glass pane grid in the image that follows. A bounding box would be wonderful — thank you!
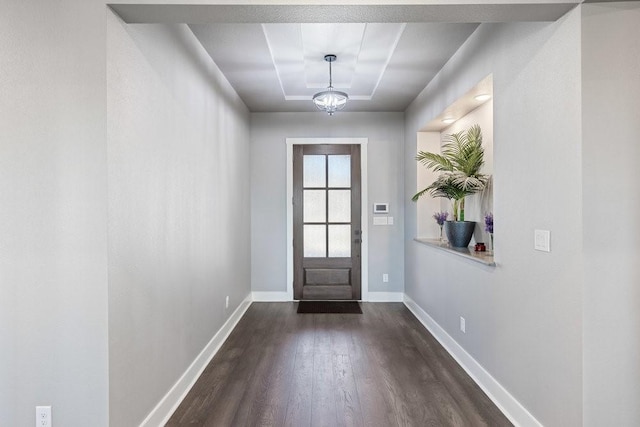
[301,153,354,259]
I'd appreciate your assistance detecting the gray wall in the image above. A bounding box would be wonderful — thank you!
[1,2,253,425]
[0,1,109,426]
[107,13,251,427]
[251,112,405,295]
[582,3,640,426]
[404,11,583,427]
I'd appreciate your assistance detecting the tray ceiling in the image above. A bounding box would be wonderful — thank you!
[111,2,579,113]
[190,22,479,112]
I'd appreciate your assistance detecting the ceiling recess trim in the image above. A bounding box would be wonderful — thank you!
[262,23,407,101]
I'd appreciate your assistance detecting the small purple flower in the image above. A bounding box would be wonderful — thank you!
[484,212,494,234]
[433,211,448,226]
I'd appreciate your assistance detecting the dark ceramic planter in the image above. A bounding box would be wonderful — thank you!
[445,221,476,248]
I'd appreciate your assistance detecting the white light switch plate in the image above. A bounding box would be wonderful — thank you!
[534,229,551,252]
[373,216,388,226]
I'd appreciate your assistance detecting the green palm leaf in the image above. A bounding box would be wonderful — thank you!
[411,124,490,221]
[415,151,453,172]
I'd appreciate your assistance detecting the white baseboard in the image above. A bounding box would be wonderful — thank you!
[252,291,291,302]
[403,295,542,427]
[139,294,253,427]
[365,291,404,302]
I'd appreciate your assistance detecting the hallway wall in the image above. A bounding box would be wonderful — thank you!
[107,13,251,427]
[0,1,109,426]
[582,2,640,425]
[404,11,583,427]
[250,112,405,297]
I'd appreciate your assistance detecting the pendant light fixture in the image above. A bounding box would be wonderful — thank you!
[312,54,349,115]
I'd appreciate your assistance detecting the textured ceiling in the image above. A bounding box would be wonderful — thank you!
[190,22,479,112]
[111,2,579,113]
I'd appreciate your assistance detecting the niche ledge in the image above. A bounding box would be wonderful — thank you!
[414,238,496,266]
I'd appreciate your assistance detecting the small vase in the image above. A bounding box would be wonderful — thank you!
[489,233,494,254]
[439,225,444,242]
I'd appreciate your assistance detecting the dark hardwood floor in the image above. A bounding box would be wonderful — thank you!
[166,302,512,427]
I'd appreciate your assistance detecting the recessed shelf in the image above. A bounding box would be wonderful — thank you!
[414,238,496,266]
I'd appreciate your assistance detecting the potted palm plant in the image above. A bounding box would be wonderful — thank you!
[412,124,489,247]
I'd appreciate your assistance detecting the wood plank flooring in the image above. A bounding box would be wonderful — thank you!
[166,303,512,427]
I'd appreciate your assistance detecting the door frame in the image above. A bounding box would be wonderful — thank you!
[286,138,369,301]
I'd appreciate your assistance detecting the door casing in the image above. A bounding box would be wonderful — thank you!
[286,138,368,301]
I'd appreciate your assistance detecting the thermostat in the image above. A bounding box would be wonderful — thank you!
[373,203,389,214]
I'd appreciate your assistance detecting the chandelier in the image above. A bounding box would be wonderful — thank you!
[312,54,349,115]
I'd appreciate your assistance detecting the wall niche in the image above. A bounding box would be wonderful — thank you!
[415,74,494,248]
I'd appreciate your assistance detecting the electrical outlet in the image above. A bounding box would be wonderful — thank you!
[36,406,51,427]
[460,317,466,333]
[382,274,389,283]
[225,296,229,309]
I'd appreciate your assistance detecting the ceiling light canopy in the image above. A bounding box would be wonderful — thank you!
[312,54,349,115]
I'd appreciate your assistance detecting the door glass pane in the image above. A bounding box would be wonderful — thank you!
[303,155,326,188]
[328,155,351,187]
[303,190,326,223]
[304,225,326,257]
[328,225,351,257]
[328,190,350,223]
